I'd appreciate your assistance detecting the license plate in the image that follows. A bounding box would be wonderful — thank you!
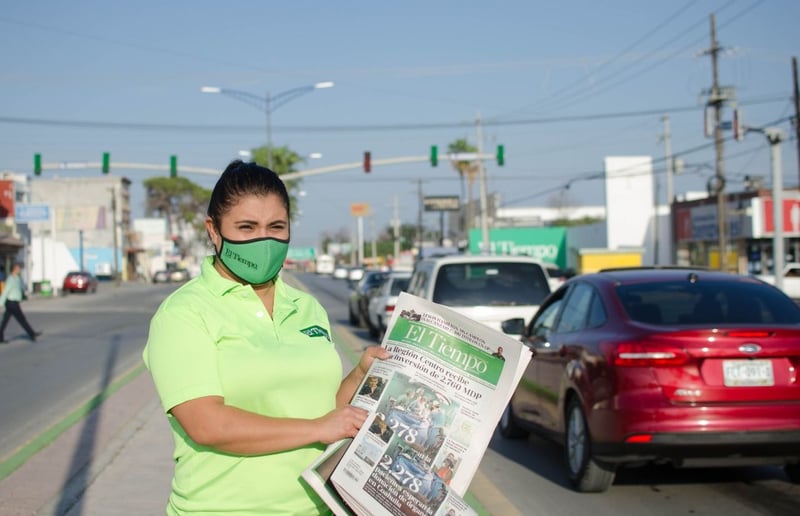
[722,360,774,387]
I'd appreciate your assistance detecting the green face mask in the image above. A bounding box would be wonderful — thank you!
[217,234,289,285]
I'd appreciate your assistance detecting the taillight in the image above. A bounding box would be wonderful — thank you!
[385,303,396,313]
[725,330,771,338]
[624,434,653,443]
[613,342,689,367]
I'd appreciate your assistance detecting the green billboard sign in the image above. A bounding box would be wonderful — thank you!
[287,247,316,261]
[468,227,567,268]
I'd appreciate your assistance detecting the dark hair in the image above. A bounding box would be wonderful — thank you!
[207,160,290,228]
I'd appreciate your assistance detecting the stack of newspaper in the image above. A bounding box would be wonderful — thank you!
[303,292,533,516]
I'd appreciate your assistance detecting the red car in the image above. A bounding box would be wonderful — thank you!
[499,267,800,492]
[62,271,98,294]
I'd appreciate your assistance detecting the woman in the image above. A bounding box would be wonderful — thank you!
[143,160,389,515]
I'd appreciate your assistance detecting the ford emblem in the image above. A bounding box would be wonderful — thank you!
[739,343,761,354]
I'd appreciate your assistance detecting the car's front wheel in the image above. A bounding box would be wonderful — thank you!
[498,402,528,439]
[564,397,615,492]
[785,462,800,483]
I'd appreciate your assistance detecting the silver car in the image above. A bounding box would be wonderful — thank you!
[366,270,412,341]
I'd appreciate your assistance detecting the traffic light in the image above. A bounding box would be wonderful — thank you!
[430,145,438,167]
[102,152,110,174]
[363,151,371,173]
[170,155,178,178]
[496,144,505,166]
[34,153,42,176]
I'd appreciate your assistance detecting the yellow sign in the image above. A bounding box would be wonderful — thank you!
[350,202,371,217]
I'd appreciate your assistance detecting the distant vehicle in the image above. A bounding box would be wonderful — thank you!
[152,270,171,284]
[755,262,800,300]
[169,268,190,282]
[333,265,349,280]
[62,271,98,294]
[545,265,576,291]
[94,262,113,281]
[347,266,365,284]
[499,267,800,492]
[348,270,389,328]
[366,270,412,340]
[406,254,551,337]
[315,254,335,275]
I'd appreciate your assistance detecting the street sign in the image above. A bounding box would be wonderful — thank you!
[424,196,460,212]
[350,202,371,217]
[15,203,50,223]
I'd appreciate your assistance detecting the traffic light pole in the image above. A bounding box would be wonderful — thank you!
[34,152,499,180]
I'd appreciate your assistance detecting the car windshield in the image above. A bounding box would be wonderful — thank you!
[618,280,800,325]
[432,262,550,307]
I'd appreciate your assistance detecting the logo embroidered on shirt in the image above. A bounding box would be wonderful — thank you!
[300,325,331,342]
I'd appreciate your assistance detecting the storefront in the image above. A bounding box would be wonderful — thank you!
[672,190,800,273]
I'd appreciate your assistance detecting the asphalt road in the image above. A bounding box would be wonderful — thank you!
[0,281,172,462]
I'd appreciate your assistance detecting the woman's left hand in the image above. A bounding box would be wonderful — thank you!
[357,345,392,377]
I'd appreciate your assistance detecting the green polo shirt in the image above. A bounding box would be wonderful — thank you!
[143,256,341,515]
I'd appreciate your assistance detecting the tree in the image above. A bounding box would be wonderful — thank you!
[250,144,305,221]
[143,176,211,256]
[447,138,478,237]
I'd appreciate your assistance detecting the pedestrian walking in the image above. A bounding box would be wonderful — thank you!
[0,262,41,343]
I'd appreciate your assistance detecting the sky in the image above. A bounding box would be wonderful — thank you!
[1,0,798,250]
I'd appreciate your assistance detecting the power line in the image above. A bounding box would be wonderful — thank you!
[524,0,764,116]
[0,96,786,134]
[500,114,794,207]
[492,0,737,119]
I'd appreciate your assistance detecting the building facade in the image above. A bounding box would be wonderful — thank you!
[28,176,133,286]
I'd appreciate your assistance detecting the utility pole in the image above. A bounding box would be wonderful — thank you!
[656,114,675,265]
[393,195,400,261]
[417,179,424,258]
[792,56,800,184]
[110,187,120,286]
[662,115,674,211]
[476,112,490,253]
[370,216,377,265]
[701,14,734,271]
[767,129,786,291]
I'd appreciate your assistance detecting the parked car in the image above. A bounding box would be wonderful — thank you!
[498,266,800,492]
[406,254,551,337]
[366,270,412,340]
[62,271,98,294]
[348,269,389,328]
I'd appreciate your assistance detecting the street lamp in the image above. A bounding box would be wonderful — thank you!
[201,81,334,170]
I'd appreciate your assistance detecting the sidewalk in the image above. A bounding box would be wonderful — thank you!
[0,367,173,515]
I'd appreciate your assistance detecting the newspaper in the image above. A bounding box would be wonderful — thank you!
[303,292,532,516]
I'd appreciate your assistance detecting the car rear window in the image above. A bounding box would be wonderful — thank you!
[617,280,800,325]
[432,262,550,307]
[390,278,410,296]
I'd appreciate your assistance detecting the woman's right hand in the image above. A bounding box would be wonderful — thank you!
[315,405,370,444]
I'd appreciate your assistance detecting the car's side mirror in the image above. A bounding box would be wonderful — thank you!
[501,317,525,335]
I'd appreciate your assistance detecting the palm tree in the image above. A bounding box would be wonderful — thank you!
[250,144,305,222]
[143,176,211,256]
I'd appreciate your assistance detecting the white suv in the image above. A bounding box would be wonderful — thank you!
[406,254,552,336]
